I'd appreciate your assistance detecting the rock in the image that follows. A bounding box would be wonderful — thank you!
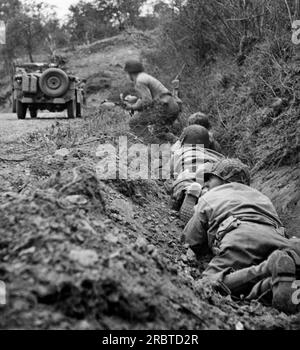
[75,234,84,243]
[186,248,195,262]
[55,148,70,157]
[19,247,36,256]
[69,249,98,267]
[64,195,88,206]
[105,232,119,244]
[92,220,106,230]
[76,320,93,330]
[270,97,284,110]
[180,254,188,263]
[135,237,148,252]
[124,95,138,103]
[51,313,65,324]
[101,102,116,109]
[235,321,245,330]
[111,198,134,221]
[147,244,156,253]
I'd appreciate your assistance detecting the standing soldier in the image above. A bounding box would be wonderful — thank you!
[123,59,182,142]
[183,158,300,314]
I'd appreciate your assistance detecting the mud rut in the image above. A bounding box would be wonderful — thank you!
[0,110,299,330]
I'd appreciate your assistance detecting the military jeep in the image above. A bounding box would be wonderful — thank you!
[12,62,84,119]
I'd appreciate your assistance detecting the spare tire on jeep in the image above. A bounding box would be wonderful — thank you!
[39,68,69,97]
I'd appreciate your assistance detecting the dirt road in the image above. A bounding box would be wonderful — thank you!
[0,112,75,143]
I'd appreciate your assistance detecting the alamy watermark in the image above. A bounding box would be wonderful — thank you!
[292,280,300,306]
[0,280,6,305]
[292,20,300,44]
[95,136,205,181]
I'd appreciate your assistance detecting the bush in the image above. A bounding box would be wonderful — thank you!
[143,0,300,170]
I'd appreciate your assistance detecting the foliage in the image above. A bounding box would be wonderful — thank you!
[0,0,69,65]
[144,0,300,170]
[67,0,148,45]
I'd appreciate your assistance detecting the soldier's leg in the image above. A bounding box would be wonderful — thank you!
[203,222,292,279]
[219,249,297,298]
[129,112,150,138]
[202,223,292,292]
[203,226,300,312]
[151,104,177,143]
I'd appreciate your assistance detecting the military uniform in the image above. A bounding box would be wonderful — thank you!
[170,145,222,204]
[184,181,300,307]
[167,125,223,209]
[128,72,181,141]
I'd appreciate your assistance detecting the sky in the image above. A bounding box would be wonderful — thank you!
[23,0,162,21]
[39,0,77,19]
[20,0,79,20]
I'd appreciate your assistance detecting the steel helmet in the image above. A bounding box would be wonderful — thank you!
[124,60,144,74]
[204,158,251,185]
[180,125,210,148]
[188,112,211,130]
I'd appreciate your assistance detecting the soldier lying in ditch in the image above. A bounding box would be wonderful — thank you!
[183,158,300,314]
[188,112,221,153]
[166,125,223,222]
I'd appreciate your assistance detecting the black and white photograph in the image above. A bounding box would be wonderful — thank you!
[0,0,300,335]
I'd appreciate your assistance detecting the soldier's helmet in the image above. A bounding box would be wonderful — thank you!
[204,158,251,185]
[188,112,211,130]
[180,125,210,148]
[124,60,144,74]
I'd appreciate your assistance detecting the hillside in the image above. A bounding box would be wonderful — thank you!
[0,30,299,330]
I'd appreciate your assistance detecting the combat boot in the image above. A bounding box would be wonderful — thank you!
[268,250,298,314]
[180,182,202,223]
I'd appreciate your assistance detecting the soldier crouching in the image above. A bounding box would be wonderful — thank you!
[123,59,181,143]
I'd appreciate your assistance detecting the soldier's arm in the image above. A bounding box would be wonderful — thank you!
[183,198,209,258]
[130,82,152,110]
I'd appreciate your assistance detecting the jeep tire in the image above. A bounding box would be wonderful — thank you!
[39,68,69,97]
[16,100,27,119]
[76,102,82,118]
[67,99,76,119]
[12,97,16,113]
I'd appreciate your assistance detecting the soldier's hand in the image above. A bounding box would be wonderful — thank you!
[124,102,134,111]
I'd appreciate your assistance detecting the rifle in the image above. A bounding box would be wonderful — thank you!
[172,63,186,108]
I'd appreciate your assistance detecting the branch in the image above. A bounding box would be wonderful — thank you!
[259,76,277,97]
[285,0,293,27]
[0,156,30,162]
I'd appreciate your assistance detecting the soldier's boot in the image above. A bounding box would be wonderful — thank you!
[180,183,202,223]
[268,250,298,314]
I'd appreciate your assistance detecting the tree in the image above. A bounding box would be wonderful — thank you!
[0,0,22,74]
[6,0,58,62]
[0,0,21,24]
[68,0,116,44]
[67,0,148,45]
[111,0,147,28]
